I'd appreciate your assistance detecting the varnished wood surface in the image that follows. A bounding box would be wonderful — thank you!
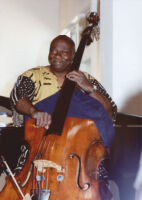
[0,117,106,200]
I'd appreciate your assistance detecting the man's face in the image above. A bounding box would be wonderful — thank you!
[48,38,75,73]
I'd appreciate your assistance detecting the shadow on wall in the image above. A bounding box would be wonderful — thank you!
[120,91,142,116]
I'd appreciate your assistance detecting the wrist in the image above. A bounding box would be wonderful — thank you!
[30,107,37,118]
[87,88,95,95]
[85,86,97,95]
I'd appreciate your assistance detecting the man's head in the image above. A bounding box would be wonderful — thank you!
[48,35,75,74]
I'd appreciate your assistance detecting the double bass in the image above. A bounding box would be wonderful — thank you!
[0,12,113,200]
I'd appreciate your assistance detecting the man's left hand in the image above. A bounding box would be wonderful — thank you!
[66,71,93,93]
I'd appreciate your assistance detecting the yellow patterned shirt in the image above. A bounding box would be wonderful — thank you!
[21,66,60,105]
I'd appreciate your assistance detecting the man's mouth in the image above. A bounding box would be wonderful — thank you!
[52,59,66,65]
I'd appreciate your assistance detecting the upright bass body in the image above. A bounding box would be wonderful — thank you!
[0,117,108,200]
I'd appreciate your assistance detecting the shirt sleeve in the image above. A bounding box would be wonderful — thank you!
[86,73,117,122]
[10,75,35,127]
[10,75,35,106]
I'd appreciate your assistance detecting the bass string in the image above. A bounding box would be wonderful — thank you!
[43,134,57,160]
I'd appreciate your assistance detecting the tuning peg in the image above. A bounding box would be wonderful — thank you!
[87,12,100,26]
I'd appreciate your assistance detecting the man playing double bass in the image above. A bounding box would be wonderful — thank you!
[11,35,116,129]
[10,35,117,199]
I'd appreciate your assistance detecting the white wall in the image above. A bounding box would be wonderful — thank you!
[113,0,142,115]
[100,0,113,95]
[101,0,142,116]
[0,0,59,97]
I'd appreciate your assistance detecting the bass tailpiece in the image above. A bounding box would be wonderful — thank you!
[31,159,64,200]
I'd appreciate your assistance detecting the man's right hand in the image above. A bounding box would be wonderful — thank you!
[16,98,52,129]
[31,111,52,129]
